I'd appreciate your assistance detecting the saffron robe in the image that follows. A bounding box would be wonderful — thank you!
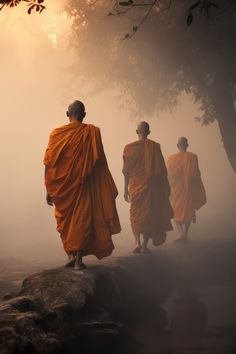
[44,121,121,258]
[167,151,206,223]
[123,139,173,245]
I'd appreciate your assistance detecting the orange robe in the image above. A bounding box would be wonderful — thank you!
[44,121,121,259]
[167,151,206,223]
[123,139,173,245]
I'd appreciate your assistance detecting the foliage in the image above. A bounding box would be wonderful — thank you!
[1,0,236,169]
[0,0,46,13]
[64,0,236,171]
[114,0,221,37]
[65,1,236,119]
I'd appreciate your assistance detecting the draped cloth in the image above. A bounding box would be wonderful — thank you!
[167,151,206,223]
[44,121,121,259]
[123,139,173,246]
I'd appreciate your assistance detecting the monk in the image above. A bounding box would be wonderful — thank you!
[44,100,121,270]
[123,122,173,253]
[167,137,206,242]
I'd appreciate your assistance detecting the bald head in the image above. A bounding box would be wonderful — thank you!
[67,100,86,122]
[136,121,150,137]
[177,137,188,151]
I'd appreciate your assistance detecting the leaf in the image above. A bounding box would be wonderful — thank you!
[0,0,46,13]
[39,5,45,13]
[187,12,193,26]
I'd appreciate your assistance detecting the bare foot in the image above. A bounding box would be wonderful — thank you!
[74,251,87,271]
[65,255,75,267]
[74,262,87,271]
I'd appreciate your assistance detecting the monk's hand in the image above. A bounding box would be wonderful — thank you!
[46,193,53,206]
[124,190,130,203]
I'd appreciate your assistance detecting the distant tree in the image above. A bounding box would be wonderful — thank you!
[0,0,45,14]
[2,0,236,172]
[65,0,236,173]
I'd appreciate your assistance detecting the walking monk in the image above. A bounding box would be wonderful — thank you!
[44,101,121,270]
[123,122,173,253]
[167,137,206,242]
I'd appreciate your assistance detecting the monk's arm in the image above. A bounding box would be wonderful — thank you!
[124,173,130,202]
[44,164,53,206]
[190,155,201,181]
[122,155,130,202]
[43,134,54,206]
[44,164,49,178]
[195,156,201,177]
[159,149,171,197]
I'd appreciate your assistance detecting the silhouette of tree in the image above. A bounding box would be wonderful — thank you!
[0,0,45,13]
[65,0,236,172]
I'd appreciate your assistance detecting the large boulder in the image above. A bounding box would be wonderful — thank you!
[0,255,173,354]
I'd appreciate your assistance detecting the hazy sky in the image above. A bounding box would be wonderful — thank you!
[0,1,236,261]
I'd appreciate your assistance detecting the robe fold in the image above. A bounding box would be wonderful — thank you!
[123,139,173,246]
[44,121,121,259]
[167,151,206,223]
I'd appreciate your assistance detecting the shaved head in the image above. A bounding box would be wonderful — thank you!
[67,100,86,121]
[177,137,188,150]
[136,121,150,136]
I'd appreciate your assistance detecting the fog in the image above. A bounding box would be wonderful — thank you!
[1,1,236,262]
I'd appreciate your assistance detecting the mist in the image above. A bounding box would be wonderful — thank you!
[1,3,236,354]
[0,0,236,263]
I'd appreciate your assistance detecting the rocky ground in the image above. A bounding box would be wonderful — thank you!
[0,238,236,354]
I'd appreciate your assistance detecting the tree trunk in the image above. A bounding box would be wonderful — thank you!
[217,109,236,174]
[211,84,236,174]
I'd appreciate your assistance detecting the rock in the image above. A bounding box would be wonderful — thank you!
[20,267,96,310]
[0,255,173,354]
[2,292,17,301]
[0,296,60,354]
[0,280,19,299]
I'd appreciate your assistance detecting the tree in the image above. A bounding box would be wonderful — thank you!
[0,0,46,13]
[64,0,236,173]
